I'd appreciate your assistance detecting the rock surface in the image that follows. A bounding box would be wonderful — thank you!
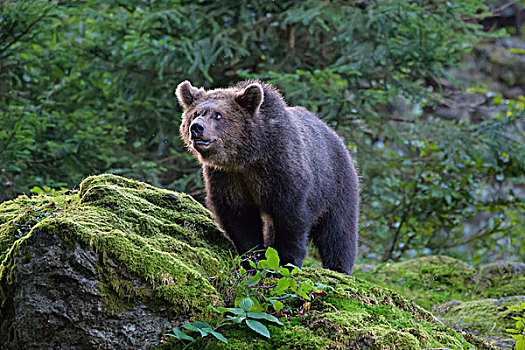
[355,256,525,349]
[0,174,233,349]
[1,175,495,349]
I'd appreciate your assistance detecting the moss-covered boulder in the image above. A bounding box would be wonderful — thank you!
[0,174,234,348]
[355,256,525,349]
[0,175,495,349]
[433,296,525,348]
[355,256,525,310]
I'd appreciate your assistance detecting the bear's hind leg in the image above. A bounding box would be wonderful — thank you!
[312,208,358,275]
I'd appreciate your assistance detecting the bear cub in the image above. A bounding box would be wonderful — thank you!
[176,80,359,274]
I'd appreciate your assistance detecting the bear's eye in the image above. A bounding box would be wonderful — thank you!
[213,112,223,120]
[192,112,198,120]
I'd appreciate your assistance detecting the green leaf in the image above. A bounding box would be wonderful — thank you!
[193,321,213,331]
[516,338,525,350]
[167,327,195,342]
[272,301,284,312]
[247,312,283,325]
[182,323,199,332]
[210,330,228,344]
[257,259,268,269]
[275,277,290,292]
[297,281,313,300]
[264,247,280,269]
[249,298,264,313]
[298,289,310,299]
[220,307,245,316]
[182,322,211,336]
[226,315,243,323]
[509,48,525,54]
[208,305,221,313]
[466,87,488,94]
[246,319,270,338]
[244,271,261,286]
[239,297,254,312]
[278,267,290,276]
[284,264,300,274]
[30,187,44,194]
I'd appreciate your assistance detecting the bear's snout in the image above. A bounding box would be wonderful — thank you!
[190,121,205,139]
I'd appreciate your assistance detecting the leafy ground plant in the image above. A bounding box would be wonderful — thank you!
[507,302,525,350]
[165,247,341,347]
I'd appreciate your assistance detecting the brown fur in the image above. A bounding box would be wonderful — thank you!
[176,80,359,274]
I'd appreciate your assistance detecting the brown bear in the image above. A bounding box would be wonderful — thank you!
[176,80,359,274]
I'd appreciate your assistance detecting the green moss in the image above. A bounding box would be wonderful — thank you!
[157,267,491,350]
[354,255,524,312]
[1,174,236,335]
[0,193,68,254]
[434,297,520,337]
[479,262,525,298]
[353,256,524,347]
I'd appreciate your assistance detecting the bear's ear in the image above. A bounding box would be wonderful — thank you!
[175,81,204,109]
[235,83,264,114]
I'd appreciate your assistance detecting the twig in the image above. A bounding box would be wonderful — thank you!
[0,6,54,56]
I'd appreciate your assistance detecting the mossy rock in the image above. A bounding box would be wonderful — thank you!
[354,256,524,349]
[354,256,525,311]
[0,174,234,348]
[433,296,525,349]
[159,268,494,350]
[485,44,525,87]
[479,262,525,298]
[354,256,477,310]
[0,175,495,349]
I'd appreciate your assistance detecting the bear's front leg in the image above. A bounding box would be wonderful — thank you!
[268,210,309,268]
[204,167,264,255]
[212,202,265,254]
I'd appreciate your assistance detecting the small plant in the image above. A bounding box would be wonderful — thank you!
[507,302,525,350]
[166,321,228,347]
[208,298,283,339]
[165,247,342,347]
[30,186,69,210]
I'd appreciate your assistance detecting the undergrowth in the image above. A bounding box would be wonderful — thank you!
[164,247,344,347]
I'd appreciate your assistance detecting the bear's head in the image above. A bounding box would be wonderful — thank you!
[176,81,264,169]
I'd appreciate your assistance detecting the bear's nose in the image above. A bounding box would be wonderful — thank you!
[190,122,205,139]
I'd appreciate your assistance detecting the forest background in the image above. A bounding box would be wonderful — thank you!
[1,0,524,265]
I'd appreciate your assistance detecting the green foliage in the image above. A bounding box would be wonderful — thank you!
[1,0,523,264]
[167,247,343,347]
[166,322,228,347]
[507,302,525,350]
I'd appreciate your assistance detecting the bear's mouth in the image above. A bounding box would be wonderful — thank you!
[192,139,214,150]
